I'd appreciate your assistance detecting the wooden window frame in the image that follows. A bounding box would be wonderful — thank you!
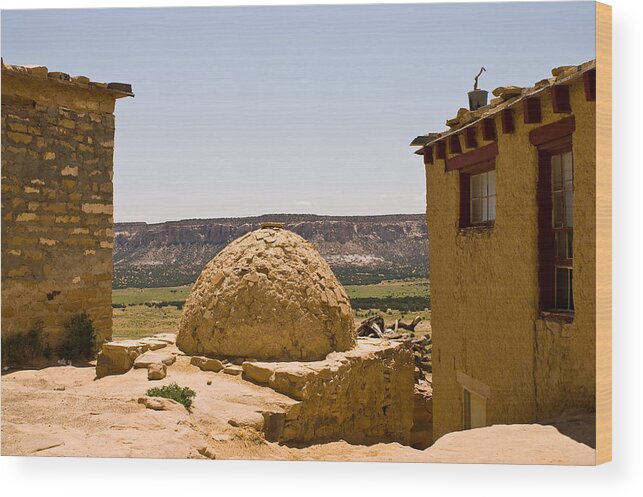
[501,108,514,134]
[524,97,542,124]
[449,134,462,155]
[537,136,575,319]
[481,118,497,141]
[464,127,477,149]
[459,159,496,230]
[551,85,572,113]
[423,146,434,165]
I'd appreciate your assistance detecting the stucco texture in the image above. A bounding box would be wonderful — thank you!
[425,76,596,440]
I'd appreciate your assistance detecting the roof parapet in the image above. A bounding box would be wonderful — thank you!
[1,59,134,98]
[410,59,595,153]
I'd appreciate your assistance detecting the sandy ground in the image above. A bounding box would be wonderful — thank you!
[1,353,595,465]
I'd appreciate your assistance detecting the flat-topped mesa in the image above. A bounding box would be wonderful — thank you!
[176,226,356,361]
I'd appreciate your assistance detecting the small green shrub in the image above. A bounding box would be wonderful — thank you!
[1,321,50,366]
[59,312,98,361]
[146,382,196,409]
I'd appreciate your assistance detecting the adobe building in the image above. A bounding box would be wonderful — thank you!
[411,60,596,440]
[1,61,132,356]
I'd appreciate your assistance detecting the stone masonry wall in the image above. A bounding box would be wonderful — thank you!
[1,67,129,354]
[241,338,415,445]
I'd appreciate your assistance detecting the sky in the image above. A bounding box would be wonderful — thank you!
[1,2,595,223]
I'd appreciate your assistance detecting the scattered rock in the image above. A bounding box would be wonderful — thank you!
[137,338,168,351]
[196,446,217,459]
[227,411,265,430]
[137,396,182,411]
[223,365,243,376]
[151,333,176,344]
[491,85,523,99]
[551,65,576,78]
[242,362,274,384]
[134,351,176,369]
[147,363,167,380]
[190,356,224,372]
[96,341,146,378]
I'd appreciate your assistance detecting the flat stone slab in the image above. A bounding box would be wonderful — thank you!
[133,351,176,368]
[223,365,243,376]
[151,333,176,344]
[137,396,182,411]
[137,338,168,351]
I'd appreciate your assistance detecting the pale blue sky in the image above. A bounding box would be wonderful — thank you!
[1,2,595,223]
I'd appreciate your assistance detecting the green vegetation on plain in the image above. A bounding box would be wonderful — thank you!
[112,286,191,306]
[112,279,431,340]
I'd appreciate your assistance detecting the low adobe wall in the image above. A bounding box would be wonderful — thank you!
[242,338,415,445]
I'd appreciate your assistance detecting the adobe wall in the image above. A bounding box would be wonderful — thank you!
[533,80,596,419]
[1,66,130,354]
[425,74,596,440]
[242,338,415,445]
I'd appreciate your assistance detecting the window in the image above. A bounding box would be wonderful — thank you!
[551,151,574,311]
[537,139,574,316]
[459,160,496,228]
[463,388,486,430]
[470,170,496,224]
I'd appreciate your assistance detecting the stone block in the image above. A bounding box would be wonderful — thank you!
[190,356,224,373]
[241,362,274,384]
[133,351,176,369]
[223,365,243,376]
[96,341,147,378]
[147,363,167,380]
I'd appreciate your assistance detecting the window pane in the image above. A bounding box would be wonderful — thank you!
[553,192,564,228]
[488,195,496,221]
[565,190,573,227]
[556,267,571,310]
[482,196,488,222]
[471,198,482,223]
[555,232,567,259]
[470,175,480,198]
[552,155,562,189]
[563,152,573,184]
[568,231,573,259]
[480,172,488,197]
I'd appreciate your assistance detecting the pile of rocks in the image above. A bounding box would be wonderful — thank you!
[189,355,247,376]
[95,333,177,380]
